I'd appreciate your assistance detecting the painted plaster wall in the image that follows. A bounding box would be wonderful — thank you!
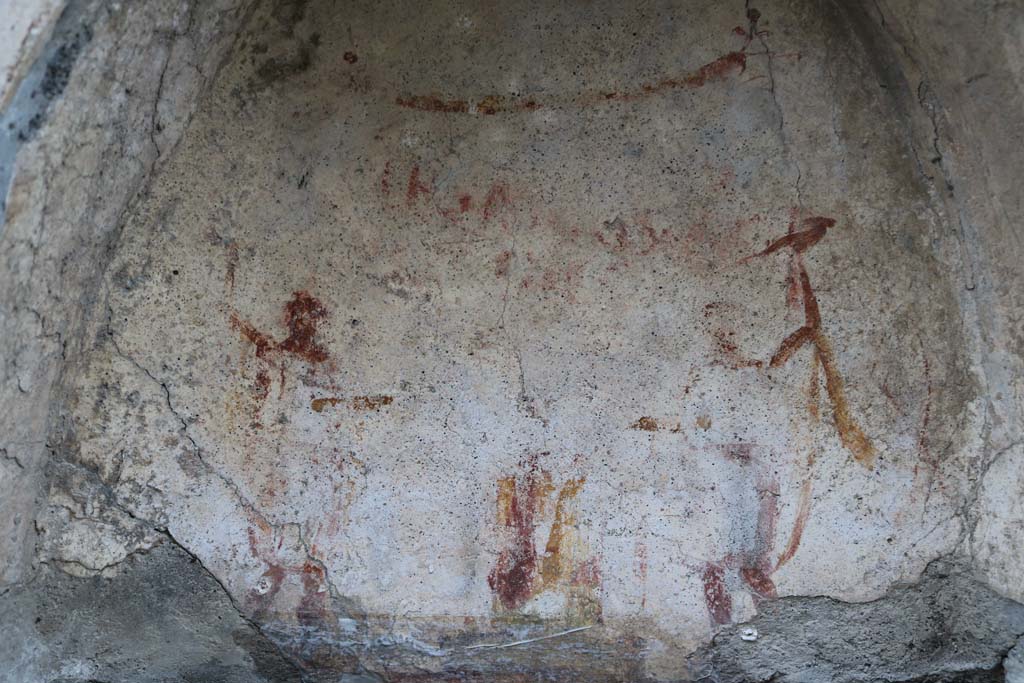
[1,0,1023,681]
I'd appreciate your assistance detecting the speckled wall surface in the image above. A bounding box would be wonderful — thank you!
[2,1,1023,681]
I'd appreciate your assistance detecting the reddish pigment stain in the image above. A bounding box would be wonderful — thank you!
[696,468,798,617]
[603,52,747,101]
[494,250,512,278]
[229,291,333,418]
[244,530,337,628]
[246,527,261,558]
[798,268,822,328]
[311,395,393,412]
[225,243,239,292]
[488,458,594,611]
[784,259,804,309]
[488,478,540,610]
[743,214,876,467]
[396,35,745,115]
[406,165,433,205]
[231,291,330,364]
[516,260,585,303]
[741,483,780,601]
[769,325,815,368]
[278,291,329,363]
[683,51,749,88]
[713,329,764,370]
[540,477,586,588]
[803,215,836,231]
[247,564,286,619]
[702,563,733,625]
[482,183,511,220]
[230,314,275,358]
[254,369,271,402]
[630,417,660,431]
[351,395,393,411]
[614,220,629,249]
[311,397,341,413]
[703,302,723,317]
[383,162,520,227]
[395,95,469,113]
[638,221,673,256]
[776,479,813,569]
[747,218,831,260]
[754,477,780,555]
[571,557,602,587]
[296,562,330,627]
[476,95,502,115]
[740,565,777,599]
[733,479,778,602]
[635,543,648,579]
[635,542,649,608]
[593,214,683,264]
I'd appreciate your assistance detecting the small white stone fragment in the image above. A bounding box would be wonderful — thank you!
[255,577,272,595]
[740,627,758,642]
